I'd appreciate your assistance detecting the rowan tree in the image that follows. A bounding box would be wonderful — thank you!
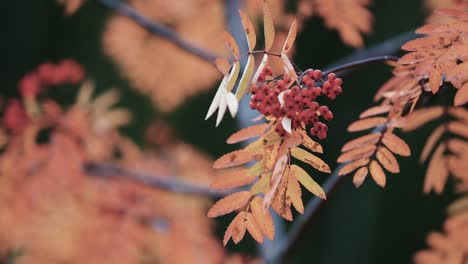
[2,0,467,263]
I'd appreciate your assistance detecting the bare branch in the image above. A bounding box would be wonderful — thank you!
[94,0,219,62]
[84,162,236,199]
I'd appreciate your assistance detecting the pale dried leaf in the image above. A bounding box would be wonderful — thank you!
[239,10,257,51]
[263,154,288,210]
[252,54,268,85]
[263,0,275,51]
[250,196,275,240]
[282,19,297,54]
[282,117,292,134]
[223,31,240,59]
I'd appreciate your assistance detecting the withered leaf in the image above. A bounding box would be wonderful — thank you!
[282,19,297,54]
[215,58,230,75]
[263,154,288,210]
[250,172,271,194]
[250,196,275,240]
[290,147,330,173]
[287,170,303,214]
[210,167,258,190]
[298,129,323,153]
[224,211,248,245]
[207,191,252,218]
[245,212,264,243]
[223,31,240,59]
[263,0,275,51]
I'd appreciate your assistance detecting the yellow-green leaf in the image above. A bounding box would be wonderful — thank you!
[290,165,326,199]
[236,54,255,100]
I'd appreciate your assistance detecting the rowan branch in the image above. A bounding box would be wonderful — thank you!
[94,0,219,62]
[84,162,236,199]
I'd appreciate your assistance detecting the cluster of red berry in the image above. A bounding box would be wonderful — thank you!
[249,66,342,139]
[2,60,85,134]
[19,59,85,98]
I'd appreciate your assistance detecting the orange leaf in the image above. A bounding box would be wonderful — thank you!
[263,0,275,51]
[224,211,248,245]
[250,196,275,240]
[428,65,442,93]
[207,191,252,218]
[424,144,448,194]
[290,165,326,199]
[215,57,230,75]
[402,107,444,131]
[210,166,259,189]
[359,105,392,118]
[454,83,468,106]
[448,107,468,123]
[290,147,330,173]
[341,133,381,152]
[369,160,386,188]
[353,167,369,188]
[287,170,303,214]
[420,124,445,163]
[245,212,264,243]
[337,144,376,163]
[298,129,323,153]
[338,158,370,176]
[227,123,269,144]
[448,121,468,138]
[376,147,400,173]
[347,117,387,132]
[213,149,262,169]
[382,132,411,156]
[250,172,271,194]
[239,10,257,51]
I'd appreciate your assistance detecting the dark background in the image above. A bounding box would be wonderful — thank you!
[5,0,456,263]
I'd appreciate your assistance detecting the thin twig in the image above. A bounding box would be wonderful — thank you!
[94,0,219,62]
[84,162,236,199]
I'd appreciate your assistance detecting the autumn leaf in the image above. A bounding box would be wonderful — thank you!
[290,165,326,199]
[291,147,331,173]
[207,191,252,218]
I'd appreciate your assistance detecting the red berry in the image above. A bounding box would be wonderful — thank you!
[319,106,329,115]
[257,74,266,83]
[334,78,343,86]
[302,75,311,84]
[327,73,336,81]
[19,73,41,98]
[308,102,319,111]
[312,70,323,80]
[313,87,322,96]
[306,69,314,78]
